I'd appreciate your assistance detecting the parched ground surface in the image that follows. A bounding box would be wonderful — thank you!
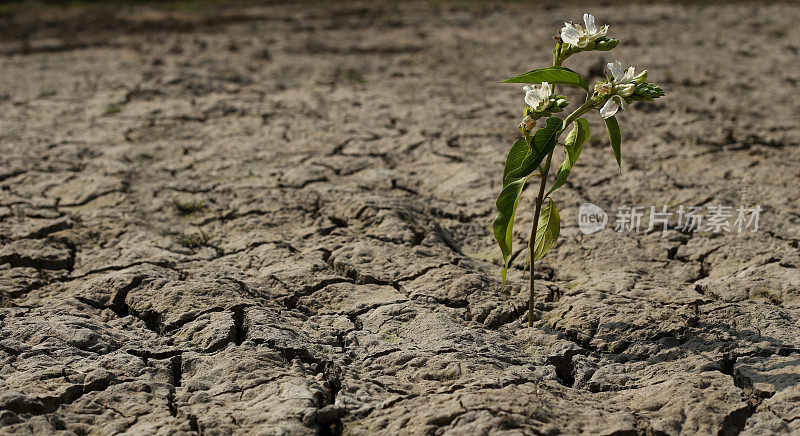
[1,1,800,434]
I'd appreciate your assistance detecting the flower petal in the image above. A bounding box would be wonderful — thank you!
[584,14,597,35]
[615,95,627,111]
[624,67,636,82]
[600,96,623,119]
[562,22,583,33]
[560,26,581,46]
[599,99,618,119]
[597,25,609,38]
[616,83,635,97]
[539,82,552,99]
[608,61,624,82]
[525,90,542,108]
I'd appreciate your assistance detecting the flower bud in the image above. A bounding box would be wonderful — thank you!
[615,83,636,97]
[594,38,619,51]
[630,82,665,102]
[520,115,537,134]
[540,96,569,113]
[632,70,648,84]
[594,81,613,96]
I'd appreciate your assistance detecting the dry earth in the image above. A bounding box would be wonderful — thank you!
[1,1,800,434]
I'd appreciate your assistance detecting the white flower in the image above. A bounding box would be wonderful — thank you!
[599,61,638,119]
[560,14,609,48]
[600,95,626,119]
[523,82,553,112]
[607,61,636,97]
[594,81,613,96]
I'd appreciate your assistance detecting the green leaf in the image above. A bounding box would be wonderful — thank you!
[533,198,560,262]
[493,117,565,285]
[502,138,530,189]
[492,117,564,285]
[500,66,589,93]
[604,115,622,174]
[493,175,532,285]
[506,117,563,181]
[547,118,590,196]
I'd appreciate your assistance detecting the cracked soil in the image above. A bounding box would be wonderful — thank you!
[1,1,800,434]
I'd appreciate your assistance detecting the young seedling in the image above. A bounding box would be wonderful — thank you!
[173,198,207,215]
[493,14,665,327]
[178,230,209,248]
[103,104,122,116]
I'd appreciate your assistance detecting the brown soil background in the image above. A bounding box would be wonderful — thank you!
[1,1,800,434]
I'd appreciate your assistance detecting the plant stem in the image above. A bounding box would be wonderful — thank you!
[526,95,594,327]
[528,150,552,326]
[563,100,594,127]
[525,40,594,326]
